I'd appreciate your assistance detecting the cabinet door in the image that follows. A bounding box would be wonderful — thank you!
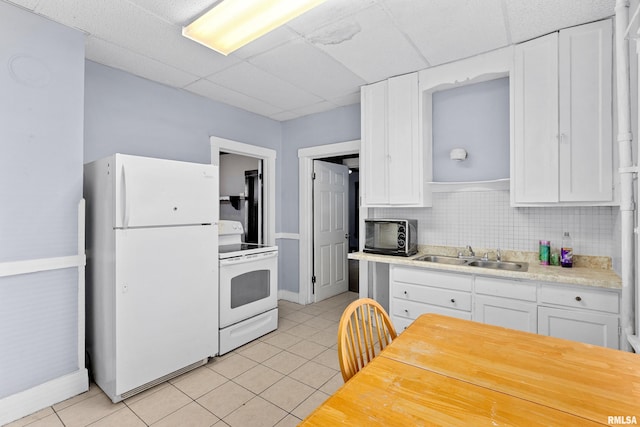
[558,20,613,202]
[538,306,619,349]
[513,32,559,203]
[474,295,537,333]
[361,80,389,205]
[387,73,420,205]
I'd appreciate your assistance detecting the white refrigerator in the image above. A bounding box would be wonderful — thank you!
[84,154,218,402]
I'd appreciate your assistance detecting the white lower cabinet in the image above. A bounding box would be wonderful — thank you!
[473,276,537,333]
[389,265,621,348]
[474,295,537,333]
[537,307,619,349]
[537,284,620,349]
[390,266,472,332]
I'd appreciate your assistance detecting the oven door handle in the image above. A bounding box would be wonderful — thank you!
[219,251,278,265]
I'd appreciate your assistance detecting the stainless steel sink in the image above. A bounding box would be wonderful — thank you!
[414,255,469,265]
[467,260,529,272]
[414,254,529,272]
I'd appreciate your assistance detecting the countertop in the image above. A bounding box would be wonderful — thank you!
[349,247,622,290]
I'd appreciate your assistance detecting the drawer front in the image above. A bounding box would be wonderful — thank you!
[391,265,472,291]
[392,282,471,310]
[391,298,472,321]
[475,276,537,301]
[539,285,619,314]
[391,316,414,333]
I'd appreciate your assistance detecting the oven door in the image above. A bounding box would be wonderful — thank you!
[219,251,278,328]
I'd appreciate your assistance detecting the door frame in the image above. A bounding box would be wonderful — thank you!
[298,140,364,305]
[210,136,276,246]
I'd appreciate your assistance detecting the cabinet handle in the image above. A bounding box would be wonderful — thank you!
[450,298,455,303]
[575,296,582,302]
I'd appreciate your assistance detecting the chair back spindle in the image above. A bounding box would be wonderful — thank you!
[337,298,397,382]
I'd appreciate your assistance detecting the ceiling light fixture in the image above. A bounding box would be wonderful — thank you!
[182,0,327,56]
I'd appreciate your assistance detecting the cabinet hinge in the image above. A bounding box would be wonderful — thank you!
[312,275,316,294]
[312,172,316,180]
[619,325,622,336]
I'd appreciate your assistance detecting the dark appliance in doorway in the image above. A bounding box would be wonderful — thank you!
[244,169,261,244]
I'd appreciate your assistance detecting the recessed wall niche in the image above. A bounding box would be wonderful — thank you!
[432,77,510,182]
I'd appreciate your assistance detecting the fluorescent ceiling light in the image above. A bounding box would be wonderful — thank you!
[183,0,327,56]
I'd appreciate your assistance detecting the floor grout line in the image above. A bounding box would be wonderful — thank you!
[9,292,358,427]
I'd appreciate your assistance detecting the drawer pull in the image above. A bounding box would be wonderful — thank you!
[575,296,582,302]
[404,309,409,314]
[450,298,455,303]
[403,291,408,296]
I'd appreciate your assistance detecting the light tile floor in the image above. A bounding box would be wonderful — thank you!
[7,292,358,427]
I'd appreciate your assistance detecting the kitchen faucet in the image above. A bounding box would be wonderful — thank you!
[458,245,476,259]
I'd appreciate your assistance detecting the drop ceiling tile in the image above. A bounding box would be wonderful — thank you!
[382,0,509,66]
[286,0,377,35]
[270,110,300,121]
[285,100,338,118]
[505,0,615,43]
[233,26,300,60]
[85,36,200,88]
[127,0,216,26]
[249,38,366,99]
[35,0,238,77]
[329,91,361,107]
[306,4,428,83]
[4,0,40,10]
[206,61,322,111]
[184,78,284,118]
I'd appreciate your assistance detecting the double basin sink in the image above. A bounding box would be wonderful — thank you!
[414,254,529,272]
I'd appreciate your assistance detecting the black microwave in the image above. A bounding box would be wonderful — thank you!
[364,219,418,256]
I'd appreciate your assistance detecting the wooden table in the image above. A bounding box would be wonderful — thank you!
[300,313,640,426]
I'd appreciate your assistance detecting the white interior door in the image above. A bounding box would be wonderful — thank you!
[313,160,349,302]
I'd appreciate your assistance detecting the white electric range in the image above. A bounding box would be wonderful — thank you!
[218,220,278,355]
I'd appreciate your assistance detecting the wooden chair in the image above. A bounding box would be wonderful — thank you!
[337,298,397,382]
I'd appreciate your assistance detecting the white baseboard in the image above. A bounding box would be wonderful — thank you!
[0,369,88,425]
[278,289,302,304]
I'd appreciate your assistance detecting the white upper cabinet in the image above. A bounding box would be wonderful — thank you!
[513,19,613,206]
[361,80,389,205]
[361,73,426,206]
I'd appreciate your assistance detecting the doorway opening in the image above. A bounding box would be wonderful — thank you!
[210,137,276,246]
[219,152,263,244]
[299,140,361,305]
[313,155,360,295]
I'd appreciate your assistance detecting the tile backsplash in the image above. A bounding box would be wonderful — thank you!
[373,190,617,257]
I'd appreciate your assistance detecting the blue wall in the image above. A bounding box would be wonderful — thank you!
[84,61,361,295]
[84,61,281,164]
[432,77,509,182]
[0,1,85,401]
[278,105,361,294]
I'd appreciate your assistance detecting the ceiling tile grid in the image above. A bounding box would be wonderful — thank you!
[305,3,429,83]
[381,0,510,67]
[1,0,617,120]
[85,36,200,89]
[248,38,366,100]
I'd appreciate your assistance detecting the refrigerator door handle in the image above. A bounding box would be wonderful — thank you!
[122,163,130,228]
